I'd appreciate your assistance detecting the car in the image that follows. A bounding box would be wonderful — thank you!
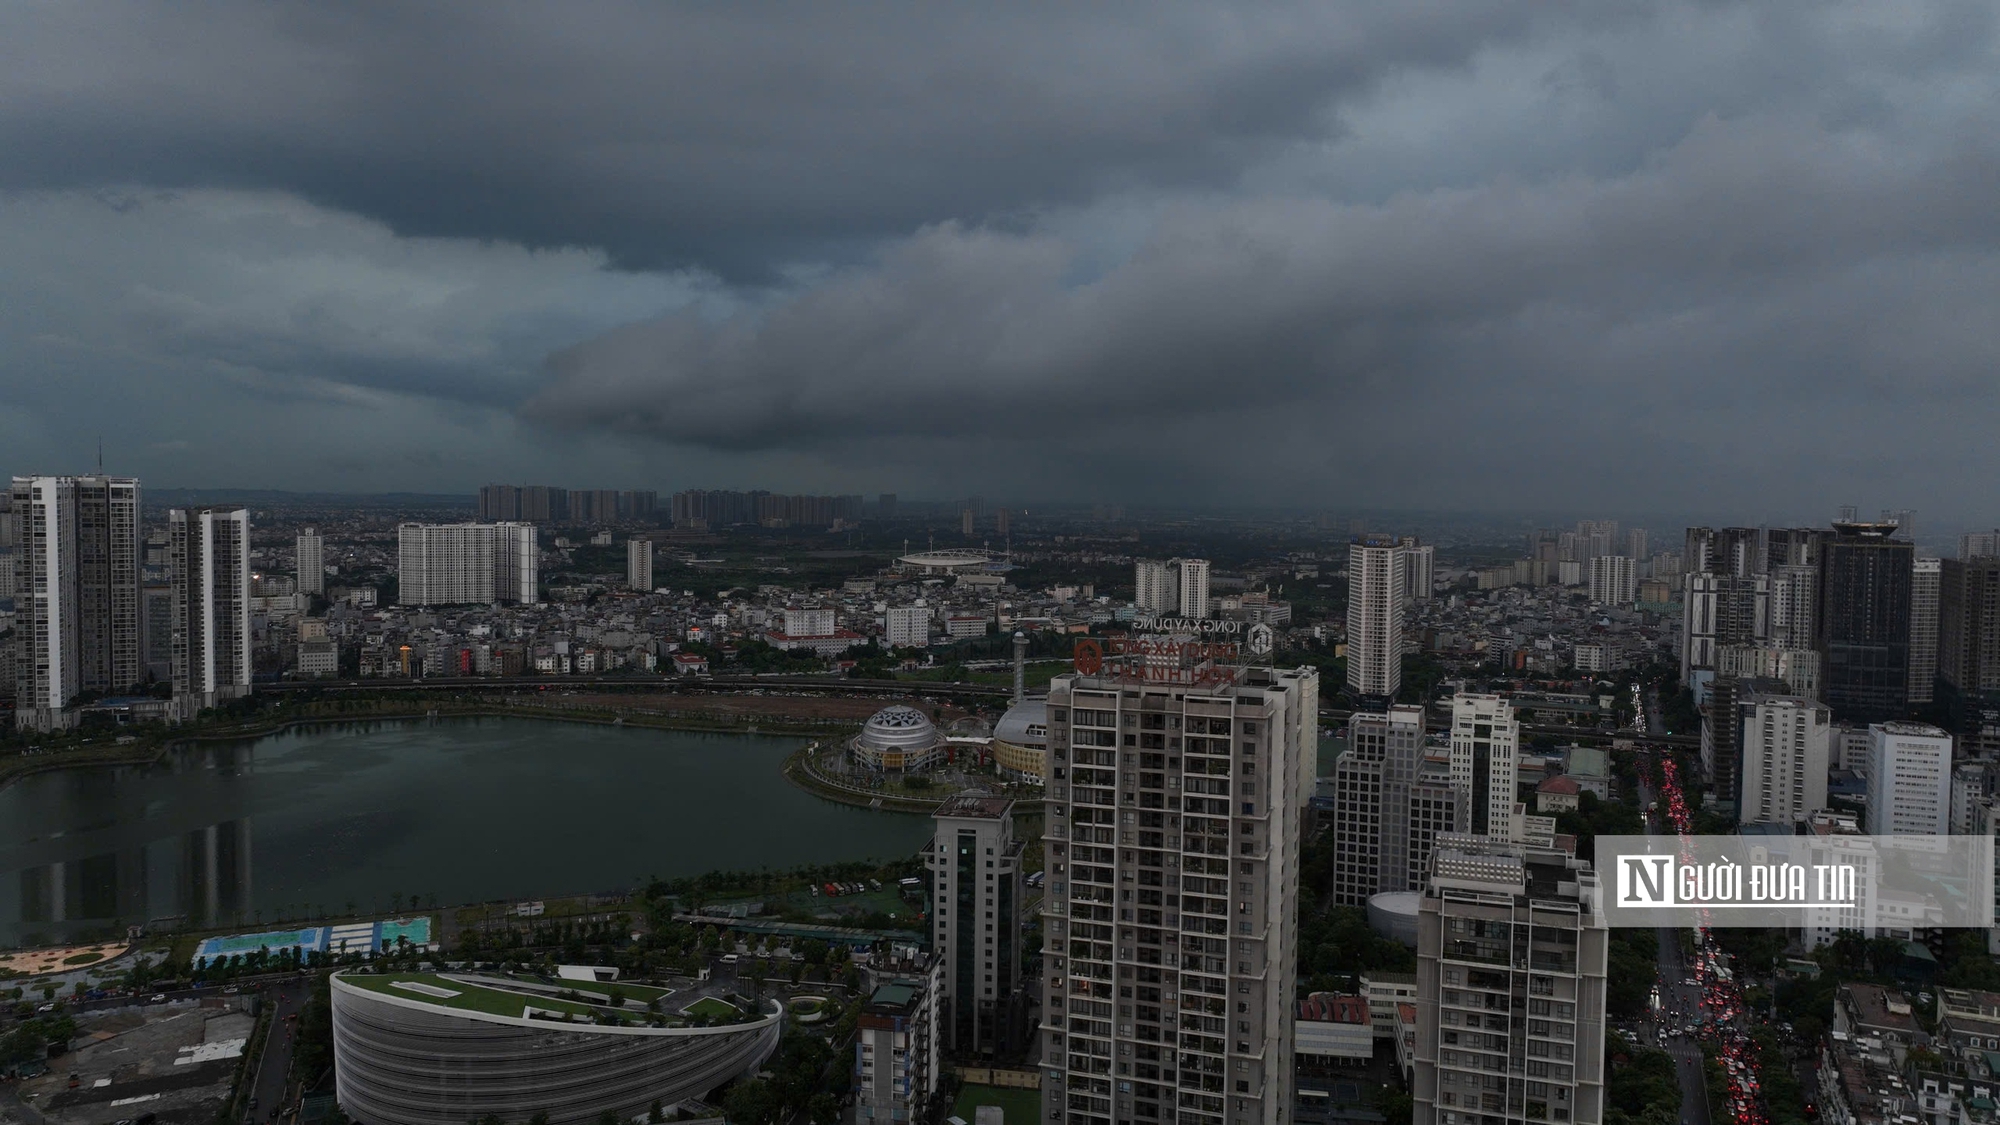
[719,954,739,964]
[149,994,168,1003]
[249,1100,258,1111]
[35,1003,56,1013]
[223,986,240,994]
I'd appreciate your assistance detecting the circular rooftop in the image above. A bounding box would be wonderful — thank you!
[993,697,1049,748]
[856,705,942,753]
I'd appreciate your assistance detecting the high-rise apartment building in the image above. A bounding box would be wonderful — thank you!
[995,508,1011,537]
[1625,528,1649,562]
[927,795,1024,1056]
[296,527,324,596]
[1448,694,1520,838]
[1961,531,2000,560]
[1404,540,1437,602]
[1135,560,1178,615]
[1767,563,1818,651]
[477,484,521,522]
[1040,660,1318,1125]
[854,964,943,1125]
[886,605,930,649]
[1738,695,1831,826]
[626,537,653,591]
[1177,558,1212,621]
[1413,836,1608,1125]
[396,523,539,606]
[1681,572,1769,689]
[169,508,251,719]
[1586,556,1635,606]
[1347,535,1407,700]
[1686,526,1762,577]
[1134,558,1211,619]
[10,475,142,729]
[1939,556,2000,755]
[1816,520,1914,722]
[11,476,79,730]
[1910,557,1941,705]
[960,508,975,537]
[1865,721,1953,835]
[1332,707,1458,905]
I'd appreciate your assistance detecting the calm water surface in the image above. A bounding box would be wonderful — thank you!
[0,718,932,947]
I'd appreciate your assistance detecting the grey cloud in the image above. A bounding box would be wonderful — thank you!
[0,3,1621,274]
[527,95,2000,511]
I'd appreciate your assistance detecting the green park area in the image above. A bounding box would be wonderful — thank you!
[682,996,741,1020]
[952,1085,1041,1125]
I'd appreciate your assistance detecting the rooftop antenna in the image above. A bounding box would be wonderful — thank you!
[97,436,102,473]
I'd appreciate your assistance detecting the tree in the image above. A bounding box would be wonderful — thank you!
[649,1100,663,1124]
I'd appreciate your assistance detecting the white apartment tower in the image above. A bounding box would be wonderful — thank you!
[1865,721,1953,835]
[1738,696,1831,826]
[1347,535,1407,699]
[1449,694,1520,838]
[10,475,143,730]
[626,537,653,591]
[1040,659,1319,1125]
[1135,560,1178,614]
[169,508,252,719]
[1403,538,1437,602]
[1177,558,1212,621]
[1586,556,1635,606]
[927,794,1025,1055]
[1910,556,1941,705]
[1413,836,1608,1125]
[12,476,80,730]
[396,522,538,605]
[886,605,930,648]
[296,527,325,596]
[1135,558,1213,620]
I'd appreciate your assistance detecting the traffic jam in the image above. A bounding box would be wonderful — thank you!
[1647,746,1770,1125]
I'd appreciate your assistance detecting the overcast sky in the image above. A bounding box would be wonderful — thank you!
[3,3,1997,524]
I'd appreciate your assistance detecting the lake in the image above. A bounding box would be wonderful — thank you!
[0,717,934,947]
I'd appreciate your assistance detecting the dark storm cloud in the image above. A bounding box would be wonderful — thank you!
[0,3,1609,274]
[528,106,2000,489]
[6,0,2000,516]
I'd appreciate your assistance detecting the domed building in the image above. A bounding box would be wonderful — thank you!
[850,704,948,773]
[991,697,1048,784]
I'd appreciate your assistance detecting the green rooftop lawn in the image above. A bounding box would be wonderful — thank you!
[343,973,603,1020]
[952,1084,1043,1125]
[549,979,673,1005]
[682,996,741,1020]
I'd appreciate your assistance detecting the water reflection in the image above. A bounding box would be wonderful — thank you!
[12,817,252,936]
[2,719,934,948]
[3,741,261,945]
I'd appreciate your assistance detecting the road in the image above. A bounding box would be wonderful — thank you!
[246,981,309,1124]
[1639,683,1711,1125]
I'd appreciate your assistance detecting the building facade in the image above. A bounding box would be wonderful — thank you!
[626,538,653,591]
[330,973,781,1125]
[296,527,325,596]
[1586,556,1635,607]
[1332,707,1458,905]
[1404,540,1437,603]
[1448,694,1519,839]
[1040,662,1318,1125]
[886,605,930,649]
[1865,721,1953,835]
[8,475,142,729]
[1816,520,1914,723]
[1347,536,1407,700]
[855,965,944,1125]
[1412,836,1608,1125]
[927,795,1024,1056]
[397,522,539,606]
[1909,557,1941,705]
[169,508,252,719]
[1738,695,1832,826]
